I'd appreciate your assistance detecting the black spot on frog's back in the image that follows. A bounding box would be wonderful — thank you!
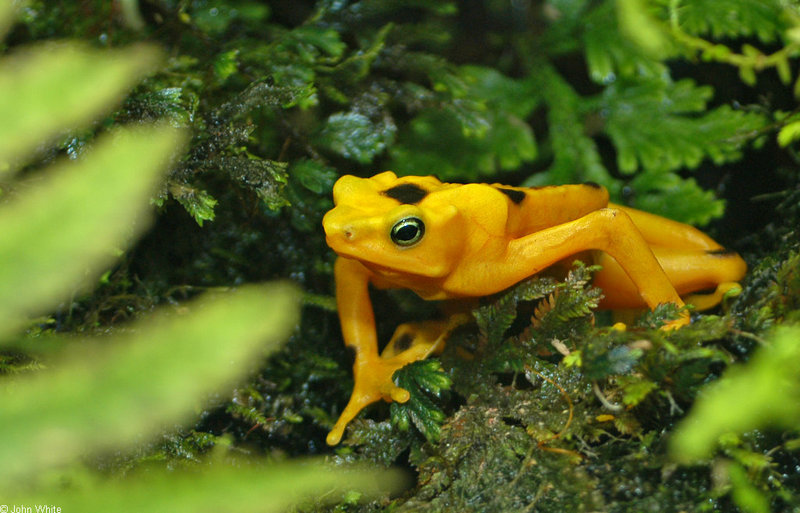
[383,183,429,204]
[495,187,526,204]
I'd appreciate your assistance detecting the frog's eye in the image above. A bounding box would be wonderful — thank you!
[390,217,425,247]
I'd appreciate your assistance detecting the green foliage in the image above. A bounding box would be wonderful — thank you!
[673,0,790,43]
[7,1,800,512]
[9,462,398,513]
[0,124,184,338]
[598,79,763,174]
[390,359,451,442]
[316,111,396,164]
[0,7,396,510]
[388,65,538,180]
[0,42,162,173]
[0,284,299,482]
[670,325,800,462]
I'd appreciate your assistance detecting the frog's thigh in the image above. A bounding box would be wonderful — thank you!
[594,247,746,310]
[613,204,721,251]
[508,208,687,325]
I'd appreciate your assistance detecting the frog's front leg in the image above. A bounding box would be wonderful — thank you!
[505,208,689,329]
[327,257,443,446]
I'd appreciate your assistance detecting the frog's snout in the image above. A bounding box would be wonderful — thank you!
[336,225,355,241]
[322,207,358,248]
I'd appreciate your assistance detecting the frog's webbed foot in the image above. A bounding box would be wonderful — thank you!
[326,315,469,446]
[326,352,413,446]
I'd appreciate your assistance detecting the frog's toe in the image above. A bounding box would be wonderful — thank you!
[327,356,414,445]
[661,312,691,330]
[387,383,410,402]
[327,393,372,446]
[327,374,385,446]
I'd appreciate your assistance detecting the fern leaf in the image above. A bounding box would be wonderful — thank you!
[391,360,451,442]
[583,2,669,82]
[673,0,790,43]
[627,173,724,225]
[598,77,766,174]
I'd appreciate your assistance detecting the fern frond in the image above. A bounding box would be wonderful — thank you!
[598,77,766,175]
[671,0,790,43]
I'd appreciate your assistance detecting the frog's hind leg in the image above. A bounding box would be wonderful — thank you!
[682,281,742,311]
[595,247,746,311]
[597,205,747,312]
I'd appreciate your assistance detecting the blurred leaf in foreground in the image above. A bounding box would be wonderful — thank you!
[0,0,15,39]
[10,460,401,513]
[0,124,186,339]
[0,42,163,173]
[0,7,398,510]
[670,325,800,462]
[0,284,300,484]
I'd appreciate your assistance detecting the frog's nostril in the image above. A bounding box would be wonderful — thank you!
[344,227,355,240]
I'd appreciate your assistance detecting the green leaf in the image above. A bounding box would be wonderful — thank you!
[0,0,16,39]
[330,23,392,84]
[0,125,186,339]
[615,0,674,60]
[617,376,658,406]
[581,2,668,83]
[392,360,451,442]
[290,158,337,194]
[599,77,766,174]
[390,108,534,180]
[728,462,771,513]
[776,55,792,84]
[670,325,800,463]
[626,173,725,225]
[170,183,218,226]
[0,283,299,483]
[474,274,560,347]
[674,0,788,43]
[289,26,346,58]
[225,156,290,210]
[524,64,611,187]
[389,65,537,180]
[316,111,396,164]
[9,460,398,513]
[213,49,240,84]
[777,118,800,147]
[0,42,162,174]
[191,1,270,35]
[460,65,539,118]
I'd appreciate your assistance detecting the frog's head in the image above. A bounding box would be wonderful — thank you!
[323,172,464,278]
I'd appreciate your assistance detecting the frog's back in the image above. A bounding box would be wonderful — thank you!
[486,182,610,237]
[361,172,609,239]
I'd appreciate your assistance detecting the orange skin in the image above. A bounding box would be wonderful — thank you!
[322,172,746,445]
